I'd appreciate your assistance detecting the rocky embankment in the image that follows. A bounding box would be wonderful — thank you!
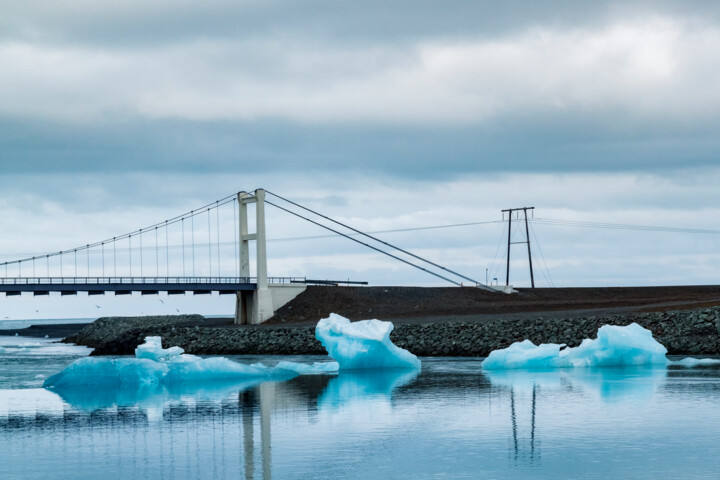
[65,307,720,357]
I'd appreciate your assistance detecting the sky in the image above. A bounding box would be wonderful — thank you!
[1,1,720,319]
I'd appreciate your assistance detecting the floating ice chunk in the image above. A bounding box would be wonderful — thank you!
[315,314,420,370]
[0,346,6,354]
[43,336,341,389]
[482,340,565,369]
[671,357,720,368]
[482,323,668,370]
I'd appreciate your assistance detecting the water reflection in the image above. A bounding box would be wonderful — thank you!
[484,366,667,402]
[4,359,720,479]
[1,368,419,480]
[509,385,538,464]
[319,369,420,410]
[484,366,669,466]
[50,379,269,412]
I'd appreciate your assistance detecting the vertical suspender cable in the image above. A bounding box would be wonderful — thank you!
[32,257,35,277]
[216,202,221,277]
[129,234,133,277]
[139,229,143,278]
[113,238,117,277]
[233,198,238,278]
[155,227,159,277]
[46,256,49,277]
[165,221,169,277]
[182,218,186,277]
[191,212,195,276]
[207,208,212,277]
[102,242,105,278]
[86,245,90,277]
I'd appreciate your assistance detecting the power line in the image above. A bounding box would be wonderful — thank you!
[529,221,554,287]
[532,218,720,235]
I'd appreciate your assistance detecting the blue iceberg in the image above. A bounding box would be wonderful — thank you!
[43,336,336,389]
[482,323,669,370]
[315,314,421,370]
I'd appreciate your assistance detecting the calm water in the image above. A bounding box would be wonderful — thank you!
[2,337,720,479]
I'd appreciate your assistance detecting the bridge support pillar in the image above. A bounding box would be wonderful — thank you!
[235,284,307,325]
[234,188,290,324]
[235,291,251,325]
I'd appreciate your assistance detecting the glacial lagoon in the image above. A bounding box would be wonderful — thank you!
[2,335,720,479]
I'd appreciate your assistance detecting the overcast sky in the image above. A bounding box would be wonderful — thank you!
[2,1,719,320]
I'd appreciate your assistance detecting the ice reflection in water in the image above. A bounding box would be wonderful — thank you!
[484,367,669,466]
[3,355,720,479]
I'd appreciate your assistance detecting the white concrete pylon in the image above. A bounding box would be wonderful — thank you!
[235,189,274,325]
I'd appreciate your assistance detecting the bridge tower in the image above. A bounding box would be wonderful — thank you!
[236,189,274,324]
[235,189,307,324]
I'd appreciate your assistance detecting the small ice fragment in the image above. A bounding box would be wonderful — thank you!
[483,323,668,370]
[274,360,339,374]
[135,336,190,362]
[45,335,49,339]
[671,357,720,368]
[315,314,420,370]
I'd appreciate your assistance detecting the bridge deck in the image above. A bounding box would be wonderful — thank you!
[0,276,304,295]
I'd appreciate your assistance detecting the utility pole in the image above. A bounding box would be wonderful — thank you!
[501,207,535,288]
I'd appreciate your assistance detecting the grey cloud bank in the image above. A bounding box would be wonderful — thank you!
[2,1,720,177]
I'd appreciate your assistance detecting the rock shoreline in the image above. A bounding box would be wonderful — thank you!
[64,307,720,357]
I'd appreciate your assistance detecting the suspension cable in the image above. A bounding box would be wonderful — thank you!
[265,190,489,288]
[265,199,461,286]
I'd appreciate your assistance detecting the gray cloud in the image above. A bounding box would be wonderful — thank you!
[3,1,720,179]
[2,114,719,177]
[4,1,720,48]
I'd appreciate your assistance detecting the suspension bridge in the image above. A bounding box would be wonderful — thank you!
[0,189,496,324]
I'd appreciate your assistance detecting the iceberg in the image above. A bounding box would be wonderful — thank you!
[43,336,336,389]
[315,314,421,370]
[482,323,668,370]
